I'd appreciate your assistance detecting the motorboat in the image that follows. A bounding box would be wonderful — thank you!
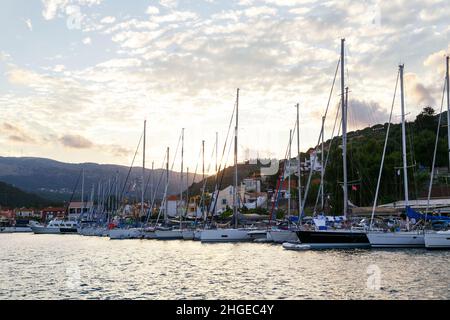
[30,220,79,234]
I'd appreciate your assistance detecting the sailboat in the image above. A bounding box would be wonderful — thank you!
[367,64,425,248]
[201,89,253,243]
[295,39,370,249]
[424,55,450,249]
[155,130,184,240]
[110,121,148,240]
[267,114,301,243]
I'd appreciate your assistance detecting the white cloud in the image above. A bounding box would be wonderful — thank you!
[82,37,92,45]
[24,19,33,31]
[160,0,177,8]
[100,16,116,24]
[146,6,160,15]
[245,6,277,17]
[41,0,103,20]
[41,0,68,20]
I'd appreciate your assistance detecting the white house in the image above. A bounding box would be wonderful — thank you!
[68,201,93,220]
[166,195,186,217]
[214,185,238,214]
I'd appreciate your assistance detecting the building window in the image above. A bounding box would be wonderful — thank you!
[222,199,227,205]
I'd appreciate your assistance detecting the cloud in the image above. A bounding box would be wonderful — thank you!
[1,123,36,144]
[24,19,33,31]
[60,134,94,149]
[41,0,68,20]
[424,45,450,75]
[82,37,92,45]
[100,16,116,24]
[41,0,103,20]
[405,73,436,107]
[244,6,277,17]
[146,6,160,15]
[160,0,177,8]
[347,99,390,128]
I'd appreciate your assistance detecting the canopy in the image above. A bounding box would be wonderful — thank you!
[406,206,450,221]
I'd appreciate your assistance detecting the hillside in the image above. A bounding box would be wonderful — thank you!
[0,181,55,208]
[0,157,200,202]
[187,163,263,196]
[317,107,450,214]
[185,107,450,216]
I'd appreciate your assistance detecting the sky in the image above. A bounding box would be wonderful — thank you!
[0,0,449,173]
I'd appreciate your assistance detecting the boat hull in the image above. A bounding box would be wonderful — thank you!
[182,230,195,240]
[201,229,253,243]
[194,230,202,241]
[367,231,425,248]
[296,230,370,249]
[155,230,183,240]
[424,231,450,249]
[0,227,32,233]
[267,230,298,243]
[31,226,78,234]
[109,228,142,240]
[247,230,267,241]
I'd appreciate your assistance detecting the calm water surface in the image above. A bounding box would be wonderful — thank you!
[0,234,449,300]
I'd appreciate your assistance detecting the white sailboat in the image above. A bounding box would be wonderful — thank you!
[200,89,253,243]
[367,64,424,248]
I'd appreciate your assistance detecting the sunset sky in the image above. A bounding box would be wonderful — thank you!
[0,0,449,172]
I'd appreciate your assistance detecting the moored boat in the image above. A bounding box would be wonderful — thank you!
[367,231,424,248]
[155,229,183,240]
[30,220,79,234]
[201,228,253,243]
[266,229,298,243]
[424,231,450,249]
[109,228,142,240]
[296,229,370,249]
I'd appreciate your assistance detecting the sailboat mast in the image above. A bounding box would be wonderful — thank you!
[215,132,218,173]
[165,147,169,225]
[141,120,146,218]
[180,128,184,229]
[215,132,218,217]
[399,64,409,207]
[297,103,302,223]
[341,38,348,217]
[321,115,325,210]
[202,140,205,221]
[288,129,292,217]
[81,168,85,220]
[234,88,239,229]
[446,56,450,173]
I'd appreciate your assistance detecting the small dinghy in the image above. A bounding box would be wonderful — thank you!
[282,242,311,251]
